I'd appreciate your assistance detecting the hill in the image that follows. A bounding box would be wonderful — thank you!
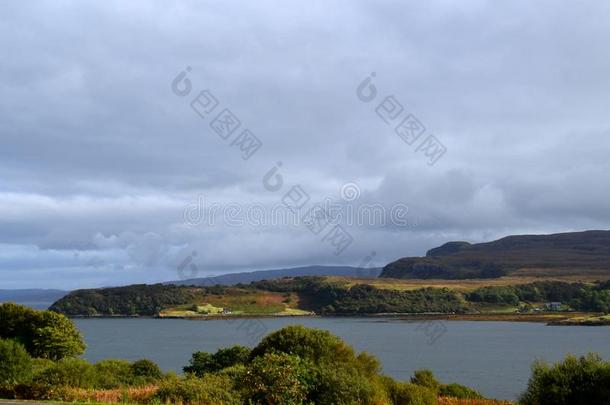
[381,230,610,280]
[165,265,381,286]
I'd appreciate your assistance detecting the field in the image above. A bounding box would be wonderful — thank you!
[158,289,312,318]
[329,269,610,293]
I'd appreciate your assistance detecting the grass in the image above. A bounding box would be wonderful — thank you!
[438,398,513,405]
[328,272,608,293]
[550,313,610,326]
[159,290,309,317]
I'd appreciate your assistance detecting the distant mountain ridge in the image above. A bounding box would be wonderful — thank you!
[0,289,68,310]
[166,265,381,286]
[381,230,610,280]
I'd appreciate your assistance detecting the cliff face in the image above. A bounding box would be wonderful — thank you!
[380,230,610,280]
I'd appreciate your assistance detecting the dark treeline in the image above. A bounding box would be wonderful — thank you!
[49,284,203,316]
[466,281,610,312]
[251,277,468,314]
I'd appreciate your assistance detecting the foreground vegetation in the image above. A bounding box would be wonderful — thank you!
[2,304,610,404]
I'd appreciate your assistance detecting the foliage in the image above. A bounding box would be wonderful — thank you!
[466,281,610,312]
[131,359,163,380]
[519,353,610,405]
[438,399,511,405]
[33,357,164,389]
[249,325,392,404]
[49,283,203,316]
[34,358,97,388]
[0,303,85,360]
[250,325,355,364]
[154,374,241,404]
[0,339,33,385]
[93,359,135,389]
[385,380,438,405]
[440,383,483,399]
[411,369,440,392]
[244,352,312,404]
[255,278,468,314]
[184,345,250,376]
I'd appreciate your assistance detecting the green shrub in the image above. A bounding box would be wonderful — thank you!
[184,345,250,376]
[93,359,134,388]
[311,364,380,405]
[0,339,33,385]
[34,358,96,388]
[215,364,246,381]
[387,381,438,405]
[440,383,483,399]
[30,358,54,377]
[0,303,85,360]
[411,369,440,392]
[520,353,610,405]
[248,325,396,404]
[131,359,163,380]
[250,325,355,365]
[244,352,312,404]
[154,374,241,404]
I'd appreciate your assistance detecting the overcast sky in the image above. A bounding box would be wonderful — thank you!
[1,0,609,289]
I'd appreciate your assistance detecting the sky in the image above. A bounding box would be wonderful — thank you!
[1,0,610,289]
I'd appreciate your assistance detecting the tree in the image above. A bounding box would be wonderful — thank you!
[184,345,250,376]
[411,369,440,392]
[0,339,33,385]
[0,303,85,360]
[520,353,610,405]
[250,325,354,365]
[250,326,391,405]
[244,352,312,404]
[131,359,162,380]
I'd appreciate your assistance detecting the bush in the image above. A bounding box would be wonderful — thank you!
[244,352,312,404]
[411,369,440,392]
[0,303,85,360]
[439,383,483,399]
[131,359,163,380]
[311,364,381,405]
[184,345,250,376]
[154,374,241,404]
[0,339,33,385]
[250,325,354,365]
[0,382,60,401]
[31,358,54,377]
[34,358,96,388]
[519,353,610,405]
[249,325,394,404]
[387,381,438,405]
[93,359,134,388]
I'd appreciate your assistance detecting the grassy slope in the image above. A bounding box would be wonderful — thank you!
[159,289,312,317]
[328,272,608,293]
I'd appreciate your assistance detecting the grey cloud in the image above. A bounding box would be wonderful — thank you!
[1,0,609,288]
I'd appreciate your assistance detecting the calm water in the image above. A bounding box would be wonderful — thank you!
[74,318,610,401]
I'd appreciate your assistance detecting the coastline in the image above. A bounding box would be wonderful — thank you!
[66,311,610,325]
